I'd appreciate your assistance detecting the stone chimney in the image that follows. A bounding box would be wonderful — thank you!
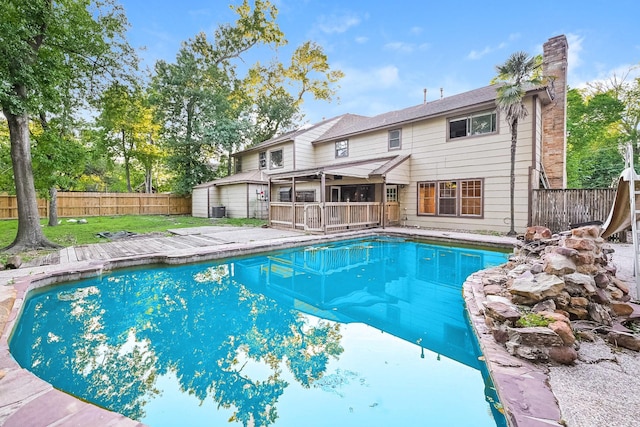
[542,35,568,189]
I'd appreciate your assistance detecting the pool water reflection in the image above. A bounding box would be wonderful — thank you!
[10,237,509,426]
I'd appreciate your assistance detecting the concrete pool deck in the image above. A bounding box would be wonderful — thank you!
[0,225,637,427]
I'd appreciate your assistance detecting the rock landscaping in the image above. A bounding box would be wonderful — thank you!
[477,225,639,365]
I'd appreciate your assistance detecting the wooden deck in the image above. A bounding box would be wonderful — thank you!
[22,226,308,268]
[25,233,229,267]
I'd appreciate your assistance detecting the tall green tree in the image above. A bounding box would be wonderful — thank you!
[587,68,640,168]
[97,83,160,192]
[0,0,136,251]
[493,52,543,235]
[151,0,285,194]
[244,41,345,144]
[566,88,624,188]
[31,119,87,225]
[0,120,12,192]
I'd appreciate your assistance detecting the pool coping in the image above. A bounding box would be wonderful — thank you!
[1,227,533,426]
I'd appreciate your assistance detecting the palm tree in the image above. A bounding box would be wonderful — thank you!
[493,52,544,236]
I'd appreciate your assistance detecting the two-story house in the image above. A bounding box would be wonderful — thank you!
[193,35,568,235]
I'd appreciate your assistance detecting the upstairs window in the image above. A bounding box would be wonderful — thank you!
[388,129,401,150]
[259,151,267,169]
[335,140,349,158]
[449,110,497,139]
[235,157,242,173]
[270,149,283,169]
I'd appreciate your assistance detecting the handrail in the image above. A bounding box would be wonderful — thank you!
[624,143,640,297]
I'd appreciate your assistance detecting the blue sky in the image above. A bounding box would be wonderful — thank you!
[119,0,640,123]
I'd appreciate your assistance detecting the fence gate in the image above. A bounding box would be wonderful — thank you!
[304,204,323,232]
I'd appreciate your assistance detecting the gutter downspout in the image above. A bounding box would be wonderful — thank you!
[528,95,538,227]
[321,172,327,234]
[268,177,272,226]
[382,176,387,229]
[291,177,296,229]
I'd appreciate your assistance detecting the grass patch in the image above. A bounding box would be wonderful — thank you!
[0,215,267,263]
[516,312,553,328]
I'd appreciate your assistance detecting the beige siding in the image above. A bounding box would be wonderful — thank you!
[295,118,343,169]
[192,187,210,218]
[313,128,412,166]
[248,184,269,219]
[400,98,536,233]
[216,184,247,218]
[240,151,260,172]
[264,142,294,173]
[385,160,411,185]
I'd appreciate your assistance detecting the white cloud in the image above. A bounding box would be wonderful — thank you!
[570,62,640,90]
[341,64,401,92]
[410,26,423,35]
[355,36,369,44]
[467,38,512,60]
[566,32,585,70]
[384,41,430,54]
[467,46,492,60]
[384,42,414,54]
[316,13,361,34]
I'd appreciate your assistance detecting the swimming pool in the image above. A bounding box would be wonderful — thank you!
[10,237,509,426]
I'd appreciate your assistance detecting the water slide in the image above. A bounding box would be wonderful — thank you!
[601,167,640,239]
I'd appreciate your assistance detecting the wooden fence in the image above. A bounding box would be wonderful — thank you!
[0,192,191,220]
[531,188,625,240]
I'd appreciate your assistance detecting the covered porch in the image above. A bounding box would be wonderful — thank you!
[268,155,409,233]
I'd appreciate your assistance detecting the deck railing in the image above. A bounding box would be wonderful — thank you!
[270,202,398,232]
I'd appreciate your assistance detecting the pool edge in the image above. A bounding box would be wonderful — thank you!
[1,227,525,426]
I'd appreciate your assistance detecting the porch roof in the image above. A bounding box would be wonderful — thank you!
[193,170,268,188]
[268,155,410,181]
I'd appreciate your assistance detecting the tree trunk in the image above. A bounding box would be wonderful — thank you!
[507,119,518,236]
[145,168,152,193]
[48,187,58,226]
[4,109,60,251]
[122,129,133,192]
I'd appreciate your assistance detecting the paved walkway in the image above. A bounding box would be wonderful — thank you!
[0,226,637,427]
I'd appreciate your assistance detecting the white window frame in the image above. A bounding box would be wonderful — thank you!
[270,149,283,169]
[335,140,349,158]
[258,151,267,169]
[448,110,497,140]
[388,129,401,150]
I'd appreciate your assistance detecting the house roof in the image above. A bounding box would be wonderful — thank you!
[313,83,550,144]
[193,169,268,188]
[269,155,410,181]
[232,114,365,157]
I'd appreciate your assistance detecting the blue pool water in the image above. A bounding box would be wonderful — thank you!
[10,237,509,426]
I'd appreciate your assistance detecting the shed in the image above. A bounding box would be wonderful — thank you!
[192,170,269,219]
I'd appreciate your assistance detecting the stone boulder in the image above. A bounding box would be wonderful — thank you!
[5,255,22,269]
[548,321,575,346]
[543,252,577,276]
[548,346,578,364]
[607,331,640,351]
[484,301,521,325]
[509,273,565,302]
[563,272,597,294]
[507,326,564,347]
[524,225,552,242]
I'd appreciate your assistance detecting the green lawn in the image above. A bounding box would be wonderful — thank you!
[0,215,267,262]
